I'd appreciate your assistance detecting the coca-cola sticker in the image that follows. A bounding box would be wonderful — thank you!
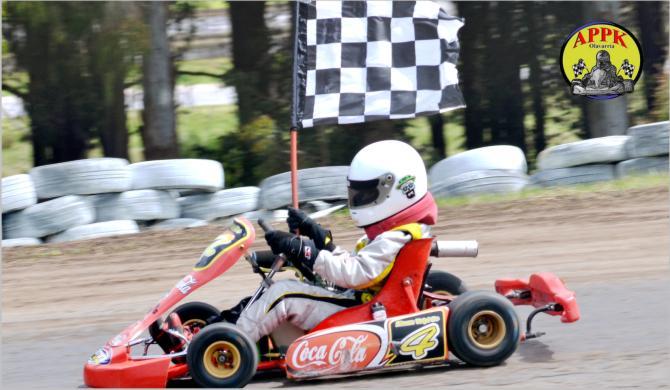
[286,329,382,377]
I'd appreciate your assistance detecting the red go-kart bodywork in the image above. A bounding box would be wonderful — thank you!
[84,218,579,387]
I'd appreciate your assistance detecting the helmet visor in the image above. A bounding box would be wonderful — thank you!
[347,173,395,209]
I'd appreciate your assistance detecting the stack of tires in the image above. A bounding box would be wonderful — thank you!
[258,166,349,210]
[1,158,234,246]
[531,121,668,187]
[2,158,134,247]
[428,146,529,198]
[618,121,669,177]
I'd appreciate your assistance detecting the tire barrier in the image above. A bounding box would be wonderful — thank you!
[530,164,616,187]
[259,166,349,210]
[46,220,140,243]
[429,145,527,184]
[30,158,131,200]
[178,187,260,221]
[130,159,224,192]
[92,190,179,222]
[431,170,529,198]
[2,174,37,213]
[537,136,630,170]
[2,195,95,239]
[625,121,669,158]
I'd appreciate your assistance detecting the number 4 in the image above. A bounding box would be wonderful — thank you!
[398,323,440,359]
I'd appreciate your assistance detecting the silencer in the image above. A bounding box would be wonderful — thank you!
[430,240,479,258]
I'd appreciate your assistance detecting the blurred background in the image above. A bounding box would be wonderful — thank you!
[2,1,668,186]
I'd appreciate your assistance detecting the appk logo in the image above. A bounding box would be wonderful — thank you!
[560,21,642,99]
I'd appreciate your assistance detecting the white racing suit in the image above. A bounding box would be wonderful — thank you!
[236,223,429,342]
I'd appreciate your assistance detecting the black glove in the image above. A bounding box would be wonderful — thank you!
[287,207,335,251]
[265,230,319,270]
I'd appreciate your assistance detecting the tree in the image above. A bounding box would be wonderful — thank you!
[456,1,487,149]
[636,1,668,114]
[90,3,142,159]
[456,2,525,152]
[227,1,272,126]
[486,2,526,152]
[4,3,109,165]
[524,2,546,156]
[3,2,143,165]
[428,114,446,160]
[581,1,629,137]
[141,1,179,160]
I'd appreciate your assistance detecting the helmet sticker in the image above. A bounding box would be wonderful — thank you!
[397,175,416,199]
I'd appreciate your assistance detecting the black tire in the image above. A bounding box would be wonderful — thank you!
[421,270,467,309]
[187,323,258,388]
[425,270,468,295]
[171,301,220,332]
[447,291,520,367]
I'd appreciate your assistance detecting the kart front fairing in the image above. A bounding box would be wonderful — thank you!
[84,218,255,388]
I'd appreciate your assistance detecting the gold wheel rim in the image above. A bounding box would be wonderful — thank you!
[183,318,207,328]
[467,310,506,349]
[423,290,451,309]
[203,341,241,379]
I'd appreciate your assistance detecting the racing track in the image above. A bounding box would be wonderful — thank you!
[2,186,668,388]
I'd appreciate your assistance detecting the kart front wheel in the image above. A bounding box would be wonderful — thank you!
[171,301,220,333]
[447,291,520,367]
[187,323,258,388]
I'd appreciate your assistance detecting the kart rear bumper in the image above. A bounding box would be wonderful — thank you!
[495,272,580,323]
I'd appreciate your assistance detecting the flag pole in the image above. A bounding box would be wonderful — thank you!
[289,128,299,208]
[289,1,302,209]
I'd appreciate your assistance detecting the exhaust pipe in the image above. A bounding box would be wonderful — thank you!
[430,240,479,258]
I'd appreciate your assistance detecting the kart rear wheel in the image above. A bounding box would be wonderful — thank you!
[447,291,520,367]
[421,270,467,309]
[171,301,220,333]
[187,323,258,388]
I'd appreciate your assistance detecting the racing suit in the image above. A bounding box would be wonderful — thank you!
[235,224,429,342]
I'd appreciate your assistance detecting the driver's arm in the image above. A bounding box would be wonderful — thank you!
[312,231,411,290]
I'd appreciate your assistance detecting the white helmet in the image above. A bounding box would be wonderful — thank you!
[347,140,428,227]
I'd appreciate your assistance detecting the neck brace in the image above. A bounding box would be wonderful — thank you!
[363,192,438,240]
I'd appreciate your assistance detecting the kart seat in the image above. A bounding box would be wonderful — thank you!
[310,238,433,332]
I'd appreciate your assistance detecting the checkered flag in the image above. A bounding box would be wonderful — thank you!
[293,1,465,128]
[621,59,634,78]
[572,58,586,78]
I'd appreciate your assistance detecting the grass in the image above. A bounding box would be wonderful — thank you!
[2,104,238,175]
[434,173,668,208]
[1,115,32,176]
[175,57,232,86]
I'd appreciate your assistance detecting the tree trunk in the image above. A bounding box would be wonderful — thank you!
[526,2,546,156]
[457,2,486,149]
[96,3,130,159]
[99,67,129,159]
[636,1,667,113]
[228,1,271,126]
[582,1,629,137]
[487,2,526,151]
[141,1,179,160]
[429,114,446,159]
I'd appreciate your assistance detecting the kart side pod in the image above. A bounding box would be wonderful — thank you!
[285,307,450,379]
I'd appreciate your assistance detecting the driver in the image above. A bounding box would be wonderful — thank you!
[583,50,620,89]
[234,140,438,342]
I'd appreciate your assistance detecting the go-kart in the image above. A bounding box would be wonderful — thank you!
[83,217,579,388]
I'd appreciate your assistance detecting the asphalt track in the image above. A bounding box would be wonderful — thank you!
[2,186,668,388]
